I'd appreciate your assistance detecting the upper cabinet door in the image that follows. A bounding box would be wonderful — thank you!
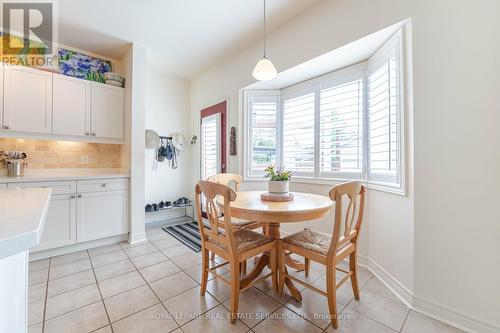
[3,65,52,133]
[53,74,91,136]
[91,83,124,140]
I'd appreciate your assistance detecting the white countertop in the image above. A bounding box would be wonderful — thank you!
[0,188,52,259]
[0,168,129,183]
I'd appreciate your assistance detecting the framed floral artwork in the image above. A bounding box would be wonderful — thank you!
[58,48,111,83]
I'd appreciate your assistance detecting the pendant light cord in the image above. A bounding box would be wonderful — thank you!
[263,0,267,58]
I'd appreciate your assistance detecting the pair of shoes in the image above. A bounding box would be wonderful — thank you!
[145,204,153,213]
[158,201,173,209]
[173,197,191,207]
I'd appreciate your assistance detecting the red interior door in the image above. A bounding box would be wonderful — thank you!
[200,101,227,178]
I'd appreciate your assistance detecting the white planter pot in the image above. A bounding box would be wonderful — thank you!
[268,180,289,194]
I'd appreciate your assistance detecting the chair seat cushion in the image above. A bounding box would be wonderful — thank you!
[284,229,350,255]
[209,229,273,252]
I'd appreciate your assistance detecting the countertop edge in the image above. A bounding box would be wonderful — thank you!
[0,173,130,183]
[0,188,52,260]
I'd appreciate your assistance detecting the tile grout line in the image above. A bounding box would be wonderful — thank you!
[40,257,51,333]
[398,308,412,332]
[86,249,115,333]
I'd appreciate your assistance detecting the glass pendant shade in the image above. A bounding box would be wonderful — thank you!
[252,56,277,81]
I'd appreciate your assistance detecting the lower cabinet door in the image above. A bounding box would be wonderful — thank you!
[77,190,127,243]
[32,194,77,252]
[0,183,6,189]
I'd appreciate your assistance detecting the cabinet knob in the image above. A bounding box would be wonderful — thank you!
[70,195,76,199]
[85,132,90,136]
[91,132,96,136]
[77,194,82,198]
[4,125,9,130]
[101,183,106,187]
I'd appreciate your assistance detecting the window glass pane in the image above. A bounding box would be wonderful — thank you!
[319,79,363,176]
[249,99,277,174]
[282,93,315,175]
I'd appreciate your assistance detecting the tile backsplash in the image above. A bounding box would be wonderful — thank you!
[0,139,122,169]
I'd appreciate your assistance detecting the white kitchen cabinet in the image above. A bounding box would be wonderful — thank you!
[91,83,124,139]
[0,184,6,189]
[77,190,128,243]
[52,74,91,136]
[3,65,52,133]
[33,194,77,252]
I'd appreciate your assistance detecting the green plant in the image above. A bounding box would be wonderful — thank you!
[264,165,292,181]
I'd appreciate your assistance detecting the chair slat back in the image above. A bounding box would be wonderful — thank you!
[207,173,242,191]
[327,181,366,258]
[195,181,238,256]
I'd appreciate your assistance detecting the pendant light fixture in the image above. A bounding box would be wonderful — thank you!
[252,0,277,81]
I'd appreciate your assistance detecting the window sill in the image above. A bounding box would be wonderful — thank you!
[243,176,406,196]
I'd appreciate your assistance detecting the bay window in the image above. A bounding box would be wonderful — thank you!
[244,31,405,193]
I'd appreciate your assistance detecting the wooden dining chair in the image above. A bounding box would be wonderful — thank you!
[278,181,366,329]
[207,173,264,274]
[195,181,278,323]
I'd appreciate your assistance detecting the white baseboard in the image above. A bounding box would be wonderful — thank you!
[128,232,147,244]
[359,255,500,333]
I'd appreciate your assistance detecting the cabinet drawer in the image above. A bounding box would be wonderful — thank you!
[77,178,128,193]
[8,180,76,194]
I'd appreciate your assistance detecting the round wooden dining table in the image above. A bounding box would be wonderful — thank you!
[218,191,333,302]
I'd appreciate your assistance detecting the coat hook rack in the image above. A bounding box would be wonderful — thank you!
[159,136,173,140]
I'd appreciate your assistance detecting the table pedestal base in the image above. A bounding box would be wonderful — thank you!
[240,223,303,302]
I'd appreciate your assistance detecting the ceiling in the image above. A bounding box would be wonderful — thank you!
[57,0,322,79]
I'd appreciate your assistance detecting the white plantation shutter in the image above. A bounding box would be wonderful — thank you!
[201,114,220,180]
[367,33,402,186]
[282,92,315,176]
[247,94,279,176]
[319,78,363,178]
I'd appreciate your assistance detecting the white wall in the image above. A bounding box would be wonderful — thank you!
[190,0,500,332]
[145,51,191,205]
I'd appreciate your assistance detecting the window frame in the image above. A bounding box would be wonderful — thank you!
[243,30,406,195]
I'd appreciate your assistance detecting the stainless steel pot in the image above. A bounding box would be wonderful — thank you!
[7,160,28,177]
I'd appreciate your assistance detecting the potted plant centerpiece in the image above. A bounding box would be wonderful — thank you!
[264,165,292,194]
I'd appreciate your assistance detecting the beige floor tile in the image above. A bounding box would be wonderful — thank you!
[146,228,173,241]
[45,283,101,319]
[29,259,49,272]
[222,287,281,328]
[91,326,113,333]
[183,263,226,284]
[150,271,198,301]
[206,271,233,303]
[44,301,109,333]
[112,303,178,333]
[310,274,357,306]
[325,308,397,332]
[29,268,48,286]
[285,287,346,330]
[98,270,146,299]
[50,250,89,266]
[169,252,202,270]
[88,243,123,257]
[94,259,135,281]
[123,242,159,258]
[104,285,159,323]
[28,322,43,333]
[348,289,409,331]
[253,306,322,333]
[49,258,92,280]
[139,260,181,283]
[255,278,294,305]
[91,250,128,268]
[152,237,182,250]
[402,311,465,333]
[28,300,44,326]
[163,286,219,326]
[180,304,249,333]
[363,277,402,303]
[48,269,96,297]
[338,261,374,287]
[131,251,169,269]
[28,281,47,304]
[161,245,193,259]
